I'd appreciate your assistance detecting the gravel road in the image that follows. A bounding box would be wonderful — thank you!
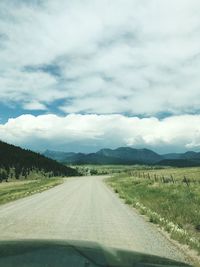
[0,176,188,262]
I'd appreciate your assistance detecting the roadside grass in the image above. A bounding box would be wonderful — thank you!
[0,178,63,205]
[107,167,200,255]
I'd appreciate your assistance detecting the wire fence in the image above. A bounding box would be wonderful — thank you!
[128,171,200,186]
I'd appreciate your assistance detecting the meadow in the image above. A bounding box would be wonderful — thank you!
[73,164,161,176]
[0,178,63,205]
[107,167,200,254]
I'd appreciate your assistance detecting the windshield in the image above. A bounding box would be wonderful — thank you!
[0,1,199,266]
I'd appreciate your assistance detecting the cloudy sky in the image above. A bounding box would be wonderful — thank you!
[0,0,200,153]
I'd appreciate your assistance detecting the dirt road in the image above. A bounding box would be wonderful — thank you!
[0,176,187,262]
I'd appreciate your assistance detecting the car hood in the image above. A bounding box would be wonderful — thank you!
[0,239,191,267]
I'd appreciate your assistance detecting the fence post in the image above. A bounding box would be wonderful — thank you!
[183,176,190,187]
[170,174,175,184]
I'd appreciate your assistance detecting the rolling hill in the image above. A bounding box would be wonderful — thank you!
[43,147,200,166]
[0,141,78,181]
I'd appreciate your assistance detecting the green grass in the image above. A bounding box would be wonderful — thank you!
[0,178,63,205]
[107,167,200,254]
[137,167,200,181]
[73,164,159,176]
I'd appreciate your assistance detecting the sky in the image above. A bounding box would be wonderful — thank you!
[0,0,200,153]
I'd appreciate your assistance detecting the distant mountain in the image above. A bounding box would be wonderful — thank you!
[43,147,162,165]
[0,141,78,181]
[160,151,200,167]
[163,151,200,160]
[44,150,76,162]
[43,147,200,166]
[162,153,183,160]
[96,147,162,164]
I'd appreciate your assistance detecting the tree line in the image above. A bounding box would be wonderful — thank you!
[0,141,78,182]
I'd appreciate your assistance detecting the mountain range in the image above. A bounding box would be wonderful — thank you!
[43,147,200,167]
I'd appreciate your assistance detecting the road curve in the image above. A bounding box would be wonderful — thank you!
[0,176,187,262]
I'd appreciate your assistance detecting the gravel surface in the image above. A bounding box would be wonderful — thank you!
[0,176,188,262]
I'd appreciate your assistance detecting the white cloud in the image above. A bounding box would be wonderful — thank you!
[0,114,200,153]
[23,101,47,111]
[0,0,200,115]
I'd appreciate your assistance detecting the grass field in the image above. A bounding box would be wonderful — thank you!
[0,178,63,205]
[73,164,160,176]
[107,167,200,254]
